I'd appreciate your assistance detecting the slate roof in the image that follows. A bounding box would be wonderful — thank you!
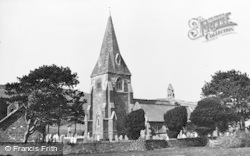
[91,16,131,77]
[134,99,172,105]
[134,98,194,123]
[134,99,175,122]
[175,99,197,107]
[140,103,176,122]
[0,105,25,130]
[156,98,197,108]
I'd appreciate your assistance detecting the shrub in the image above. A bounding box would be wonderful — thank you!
[125,109,145,140]
[164,106,187,138]
[212,135,242,148]
[191,97,239,136]
[168,137,208,147]
[145,140,170,150]
[166,130,179,138]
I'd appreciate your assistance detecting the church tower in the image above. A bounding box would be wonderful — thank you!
[87,16,134,140]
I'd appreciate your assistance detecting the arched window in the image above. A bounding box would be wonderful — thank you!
[116,77,123,91]
[96,79,102,89]
[97,115,100,127]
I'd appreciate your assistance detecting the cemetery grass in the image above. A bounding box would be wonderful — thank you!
[67,147,250,156]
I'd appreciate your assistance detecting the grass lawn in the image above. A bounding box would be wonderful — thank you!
[67,147,250,156]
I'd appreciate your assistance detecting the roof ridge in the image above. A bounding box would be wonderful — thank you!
[0,105,25,125]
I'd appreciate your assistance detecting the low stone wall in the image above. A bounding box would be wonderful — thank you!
[169,137,208,147]
[63,140,146,155]
[145,140,170,150]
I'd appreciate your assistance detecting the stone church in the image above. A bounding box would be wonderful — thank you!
[84,16,196,141]
[0,15,196,142]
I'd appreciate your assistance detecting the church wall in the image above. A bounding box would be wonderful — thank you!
[92,91,104,139]
[90,73,132,138]
[91,73,132,138]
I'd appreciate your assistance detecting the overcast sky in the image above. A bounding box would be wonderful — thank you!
[0,0,249,102]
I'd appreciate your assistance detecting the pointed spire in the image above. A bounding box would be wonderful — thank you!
[91,16,131,78]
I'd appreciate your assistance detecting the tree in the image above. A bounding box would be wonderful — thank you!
[5,64,80,143]
[26,90,61,141]
[66,90,86,136]
[125,109,145,140]
[202,70,250,130]
[164,106,187,138]
[190,97,239,136]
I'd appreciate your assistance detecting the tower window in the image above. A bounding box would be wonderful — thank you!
[115,53,121,65]
[97,117,100,127]
[97,82,101,89]
[96,79,102,90]
[116,77,123,91]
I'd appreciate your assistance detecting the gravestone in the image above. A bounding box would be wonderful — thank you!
[59,135,64,142]
[124,135,128,141]
[119,135,123,141]
[109,134,113,141]
[181,134,186,138]
[115,135,118,141]
[53,134,59,142]
[45,134,50,143]
[140,130,145,139]
[194,132,198,138]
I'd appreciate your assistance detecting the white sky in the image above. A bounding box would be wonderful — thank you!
[0,0,249,102]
